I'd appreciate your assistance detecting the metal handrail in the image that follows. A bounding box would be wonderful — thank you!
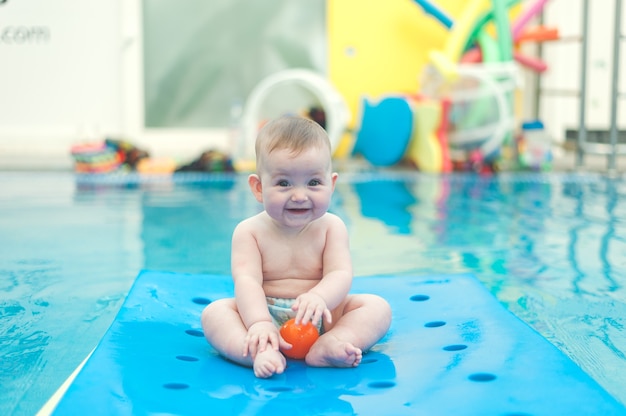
[577,0,624,172]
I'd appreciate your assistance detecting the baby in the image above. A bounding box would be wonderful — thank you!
[201,115,391,378]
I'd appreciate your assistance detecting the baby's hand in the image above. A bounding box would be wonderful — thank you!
[243,321,282,358]
[292,292,332,327]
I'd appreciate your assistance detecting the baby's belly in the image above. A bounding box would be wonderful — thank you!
[263,278,319,299]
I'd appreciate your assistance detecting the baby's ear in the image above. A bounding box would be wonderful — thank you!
[331,172,338,191]
[248,174,264,203]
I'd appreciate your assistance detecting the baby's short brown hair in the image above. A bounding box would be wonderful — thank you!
[255,116,331,169]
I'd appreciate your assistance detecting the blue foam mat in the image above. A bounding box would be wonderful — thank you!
[53,271,626,415]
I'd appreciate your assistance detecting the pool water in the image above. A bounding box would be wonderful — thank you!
[1,171,625,414]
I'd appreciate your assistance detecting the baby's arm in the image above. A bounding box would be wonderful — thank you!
[293,214,353,326]
[232,221,289,357]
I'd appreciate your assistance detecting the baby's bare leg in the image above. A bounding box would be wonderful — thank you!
[201,298,253,366]
[201,298,286,378]
[305,294,391,368]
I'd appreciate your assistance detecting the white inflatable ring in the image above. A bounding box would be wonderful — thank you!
[240,69,350,161]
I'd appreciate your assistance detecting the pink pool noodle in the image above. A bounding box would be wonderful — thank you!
[511,0,550,39]
[437,99,453,173]
[513,51,547,72]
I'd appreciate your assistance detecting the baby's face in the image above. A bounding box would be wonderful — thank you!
[258,147,337,229]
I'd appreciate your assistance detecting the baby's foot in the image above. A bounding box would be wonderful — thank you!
[305,334,363,368]
[253,348,286,378]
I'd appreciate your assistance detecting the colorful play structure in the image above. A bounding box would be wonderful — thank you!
[351,0,557,172]
[241,0,558,173]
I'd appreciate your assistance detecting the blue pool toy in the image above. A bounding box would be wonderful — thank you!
[51,270,626,415]
[413,0,453,29]
[353,96,413,167]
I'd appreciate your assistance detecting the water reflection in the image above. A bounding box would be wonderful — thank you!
[347,175,625,296]
[140,179,244,274]
[352,180,416,234]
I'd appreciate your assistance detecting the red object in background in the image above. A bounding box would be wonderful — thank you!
[437,99,453,173]
[516,26,559,43]
[279,318,320,359]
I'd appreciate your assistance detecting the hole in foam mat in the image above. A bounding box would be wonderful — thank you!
[192,297,212,305]
[443,344,467,352]
[410,294,430,302]
[368,381,396,389]
[163,382,190,390]
[266,386,294,392]
[424,321,446,328]
[185,329,204,337]
[468,373,497,382]
[361,357,378,364]
[176,355,199,362]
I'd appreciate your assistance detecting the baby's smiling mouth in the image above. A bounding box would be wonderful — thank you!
[287,208,310,214]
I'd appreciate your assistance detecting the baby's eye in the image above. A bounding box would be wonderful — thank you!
[308,179,321,186]
[277,180,290,187]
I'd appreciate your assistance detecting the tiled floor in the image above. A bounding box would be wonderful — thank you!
[552,147,626,175]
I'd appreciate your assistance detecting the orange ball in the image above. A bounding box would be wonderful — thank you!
[279,318,320,359]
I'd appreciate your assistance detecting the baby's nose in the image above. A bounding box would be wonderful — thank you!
[291,188,308,201]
